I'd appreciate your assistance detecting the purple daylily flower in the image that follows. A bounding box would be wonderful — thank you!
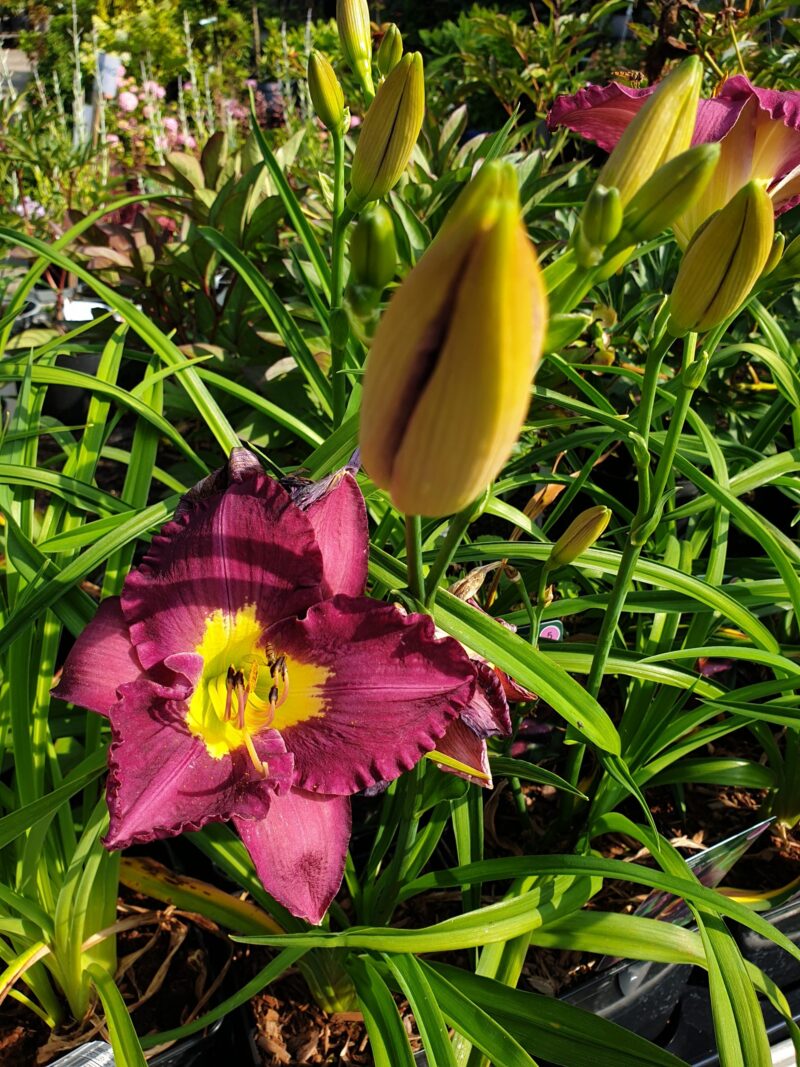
[53,450,476,924]
[549,75,800,246]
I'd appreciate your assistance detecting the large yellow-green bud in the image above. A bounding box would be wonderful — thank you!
[377,24,403,76]
[307,51,346,134]
[599,57,702,206]
[668,180,774,335]
[359,161,548,517]
[347,52,425,210]
[336,0,374,99]
[621,143,720,242]
[547,506,611,568]
[349,202,397,290]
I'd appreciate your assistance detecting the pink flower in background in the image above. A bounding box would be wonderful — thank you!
[143,104,154,120]
[178,133,197,150]
[142,79,166,100]
[549,75,800,246]
[163,116,179,135]
[116,65,127,85]
[12,196,45,220]
[106,133,120,146]
[118,91,139,113]
[245,78,258,89]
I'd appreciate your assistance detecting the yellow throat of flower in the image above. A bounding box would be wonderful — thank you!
[186,605,329,772]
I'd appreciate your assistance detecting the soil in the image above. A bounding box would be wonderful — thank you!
[251,973,422,1067]
[0,901,230,1065]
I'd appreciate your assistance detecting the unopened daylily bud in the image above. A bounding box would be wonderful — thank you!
[545,312,592,351]
[347,52,425,210]
[336,0,374,97]
[308,51,346,133]
[360,162,548,517]
[669,180,774,335]
[349,202,397,290]
[378,24,403,76]
[772,232,800,282]
[599,57,702,206]
[761,232,785,278]
[548,506,611,568]
[581,185,622,247]
[622,143,720,242]
[576,185,622,267]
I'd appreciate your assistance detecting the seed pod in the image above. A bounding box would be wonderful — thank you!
[548,506,611,568]
[669,180,774,334]
[349,202,397,291]
[377,24,403,76]
[359,162,548,517]
[307,51,346,133]
[622,143,720,242]
[347,52,425,210]
[599,57,702,206]
[336,0,374,97]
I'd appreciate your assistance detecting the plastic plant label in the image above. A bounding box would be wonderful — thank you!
[51,1042,116,1066]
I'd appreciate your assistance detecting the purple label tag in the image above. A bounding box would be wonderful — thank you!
[539,622,563,641]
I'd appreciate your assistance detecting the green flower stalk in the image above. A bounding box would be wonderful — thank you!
[307,51,347,134]
[377,24,403,76]
[598,56,702,206]
[336,0,374,101]
[347,52,425,211]
[669,179,774,334]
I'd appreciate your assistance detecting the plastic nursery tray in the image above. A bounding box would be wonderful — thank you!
[556,897,800,1067]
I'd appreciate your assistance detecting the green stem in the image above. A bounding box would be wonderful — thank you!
[330,132,349,426]
[561,330,676,799]
[405,514,425,603]
[424,498,481,608]
[530,563,551,650]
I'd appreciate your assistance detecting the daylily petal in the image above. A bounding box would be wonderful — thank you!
[292,471,369,598]
[547,81,654,153]
[436,719,491,788]
[104,679,293,848]
[52,597,141,716]
[121,474,324,672]
[464,660,512,738]
[265,595,475,794]
[235,789,351,925]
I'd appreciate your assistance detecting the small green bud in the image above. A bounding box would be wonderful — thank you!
[544,312,592,352]
[336,0,374,98]
[761,232,785,278]
[682,352,709,390]
[581,185,623,247]
[377,24,403,76]
[308,51,346,133]
[347,52,425,210]
[622,143,720,242]
[669,180,774,335]
[772,232,800,282]
[548,506,611,568]
[349,202,397,291]
[574,226,604,268]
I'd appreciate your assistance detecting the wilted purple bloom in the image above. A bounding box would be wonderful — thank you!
[54,451,476,924]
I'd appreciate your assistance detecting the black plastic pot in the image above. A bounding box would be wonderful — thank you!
[555,898,800,1067]
[51,1019,226,1066]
